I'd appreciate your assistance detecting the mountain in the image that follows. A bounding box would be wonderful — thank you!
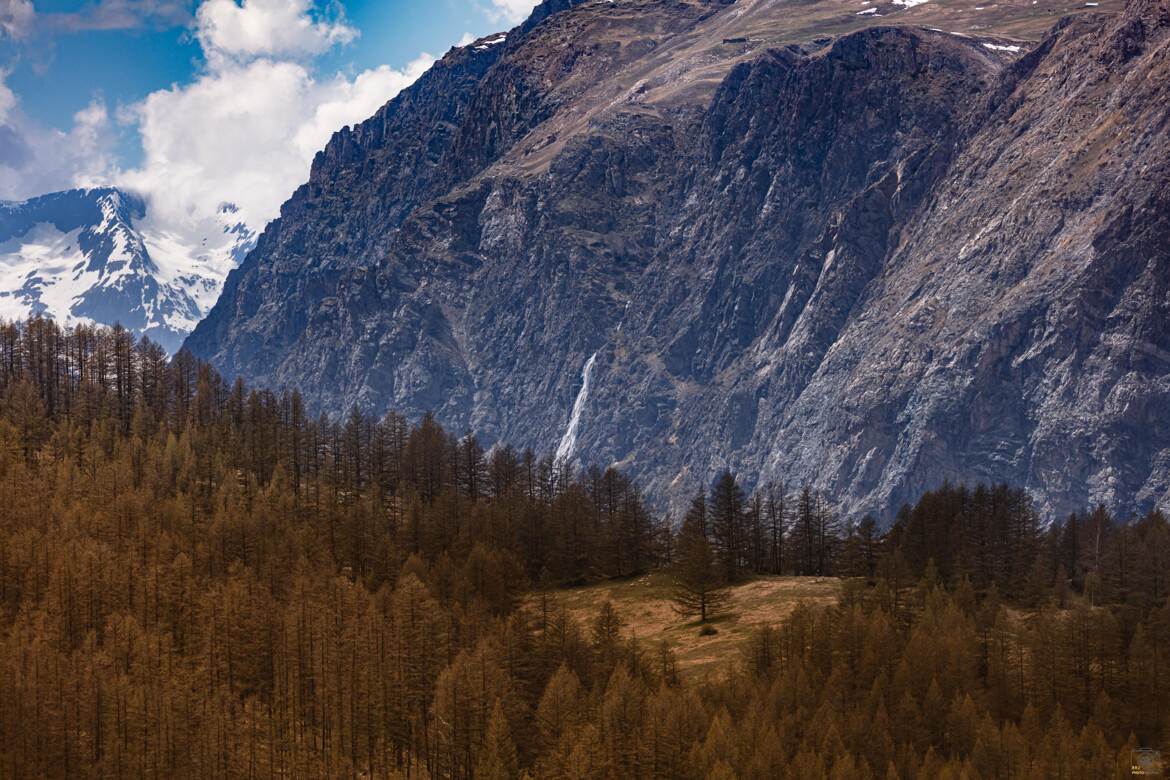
[184,0,1170,522]
[0,187,254,353]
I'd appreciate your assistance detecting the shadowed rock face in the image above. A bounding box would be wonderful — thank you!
[185,0,1170,522]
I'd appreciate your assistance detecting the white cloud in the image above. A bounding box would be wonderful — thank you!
[110,0,436,235]
[0,72,16,119]
[119,52,434,231]
[0,69,118,199]
[0,0,34,39]
[4,0,192,39]
[196,0,357,64]
[3,0,438,253]
[486,0,539,24]
[45,0,192,34]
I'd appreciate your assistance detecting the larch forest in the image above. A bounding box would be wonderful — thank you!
[0,317,1167,779]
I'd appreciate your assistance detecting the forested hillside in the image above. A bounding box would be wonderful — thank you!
[0,318,1167,778]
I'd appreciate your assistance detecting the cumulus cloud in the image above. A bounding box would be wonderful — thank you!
[0,0,182,202]
[485,0,539,24]
[196,0,357,64]
[0,69,118,200]
[2,0,436,247]
[111,0,434,233]
[119,52,433,230]
[109,0,431,233]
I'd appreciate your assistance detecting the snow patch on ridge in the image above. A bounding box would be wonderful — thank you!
[0,223,88,323]
[473,32,507,51]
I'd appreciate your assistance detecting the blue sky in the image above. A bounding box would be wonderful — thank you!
[6,0,508,143]
[0,0,536,228]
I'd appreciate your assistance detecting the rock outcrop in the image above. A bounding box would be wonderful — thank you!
[185,0,1170,521]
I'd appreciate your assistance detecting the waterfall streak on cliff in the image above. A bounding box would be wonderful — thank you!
[555,352,598,463]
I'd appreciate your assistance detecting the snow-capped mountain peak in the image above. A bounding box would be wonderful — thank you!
[0,187,254,353]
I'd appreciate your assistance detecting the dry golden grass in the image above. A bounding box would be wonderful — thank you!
[536,573,841,678]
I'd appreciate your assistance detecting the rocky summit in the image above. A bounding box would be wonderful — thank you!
[184,0,1170,522]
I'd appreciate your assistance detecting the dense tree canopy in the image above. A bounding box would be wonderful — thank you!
[0,318,1165,779]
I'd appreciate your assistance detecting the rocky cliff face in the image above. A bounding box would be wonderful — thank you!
[185,0,1170,522]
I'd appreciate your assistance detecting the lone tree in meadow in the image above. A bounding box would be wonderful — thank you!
[672,492,730,623]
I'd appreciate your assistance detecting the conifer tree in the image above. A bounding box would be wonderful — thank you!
[671,495,729,624]
[764,481,786,575]
[709,471,746,582]
[536,665,585,753]
[476,699,520,780]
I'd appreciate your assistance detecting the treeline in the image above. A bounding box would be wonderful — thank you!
[0,318,669,586]
[673,474,850,583]
[673,464,1168,621]
[0,317,1167,779]
[888,482,1170,613]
